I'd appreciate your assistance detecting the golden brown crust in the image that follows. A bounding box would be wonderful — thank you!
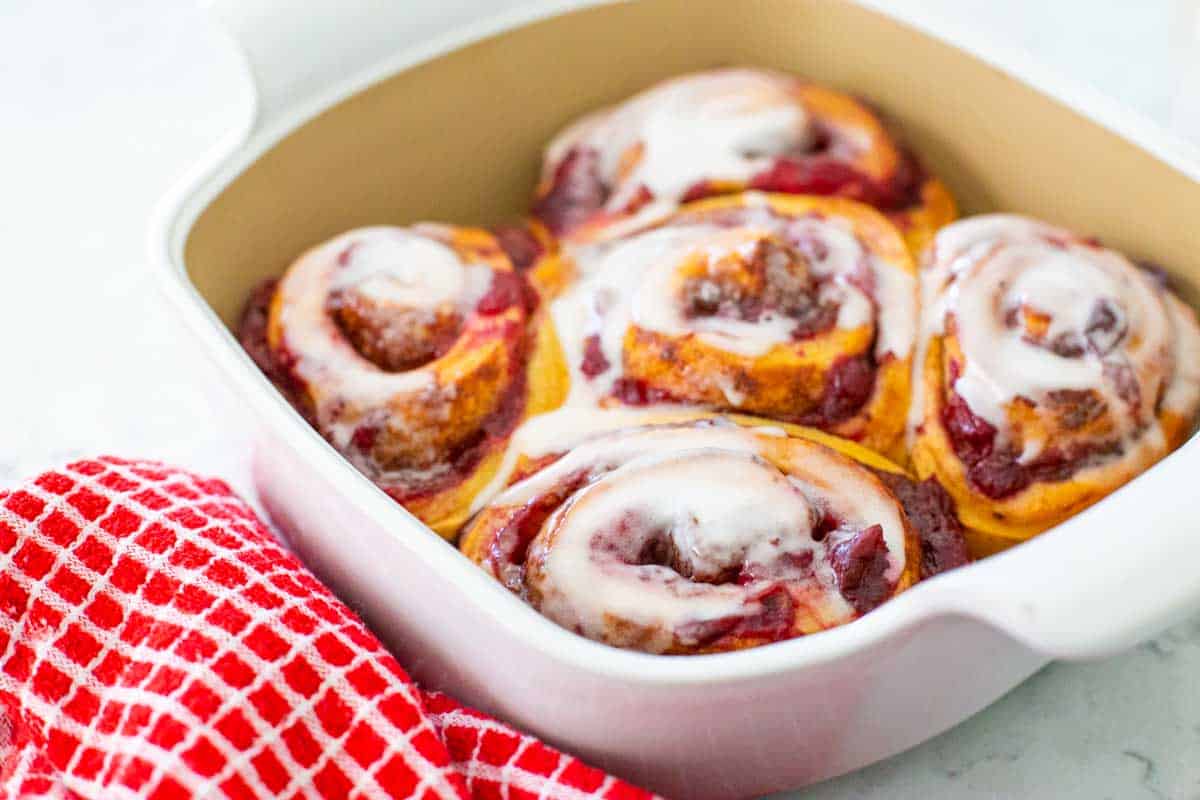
[583,193,916,461]
[533,74,958,253]
[906,209,1200,554]
[263,225,567,538]
[461,412,924,653]
[893,177,957,257]
[911,335,1171,550]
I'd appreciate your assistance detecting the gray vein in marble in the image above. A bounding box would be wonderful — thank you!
[1121,750,1166,800]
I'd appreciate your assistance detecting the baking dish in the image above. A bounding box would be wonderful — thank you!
[150,1,1200,796]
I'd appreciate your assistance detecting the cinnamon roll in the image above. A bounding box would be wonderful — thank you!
[533,68,955,252]
[461,410,967,654]
[239,224,567,536]
[544,193,918,459]
[910,215,1200,550]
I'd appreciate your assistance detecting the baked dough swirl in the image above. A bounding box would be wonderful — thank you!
[910,215,1200,548]
[461,411,927,653]
[247,224,566,536]
[545,193,917,459]
[533,68,955,251]
[233,65,1200,649]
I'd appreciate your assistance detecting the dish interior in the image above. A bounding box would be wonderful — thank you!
[185,0,1200,330]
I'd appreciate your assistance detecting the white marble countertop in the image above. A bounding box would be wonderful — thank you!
[3,1,1199,797]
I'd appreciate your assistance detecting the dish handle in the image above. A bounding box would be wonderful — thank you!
[922,437,1200,659]
[203,0,540,144]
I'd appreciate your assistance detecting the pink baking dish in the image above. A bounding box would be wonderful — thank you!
[150,1,1200,796]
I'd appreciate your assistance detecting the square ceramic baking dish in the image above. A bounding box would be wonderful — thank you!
[150,1,1200,796]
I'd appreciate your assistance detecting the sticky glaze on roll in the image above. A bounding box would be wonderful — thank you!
[541,193,917,459]
[910,214,1200,550]
[533,68,956,251]
[461,410,967,653]
[461,413,915,652]
[239,224,567,536]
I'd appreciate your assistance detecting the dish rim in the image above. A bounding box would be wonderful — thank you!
[149,0,1200,684]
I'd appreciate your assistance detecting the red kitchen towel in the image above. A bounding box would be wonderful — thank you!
[0,457,658,799]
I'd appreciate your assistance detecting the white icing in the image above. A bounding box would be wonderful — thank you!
[715,373,747,407]
[543,69,812,231]
[1162,293,1200,419]
[913,214,1178,449]
[907,254,947,441]
[872,249,918,360]
[750,424,789,438]
[1017,435,1046,465]
[782,213,916,360]
[470,406,696,511]
[629,227,800,357]
[330,230,472,309]
[487,415,909,650]
[927,214,1052,274]
[550,203,915,405]
[535,449,817,647]
[273,226,491,450]
[552,225,720,402]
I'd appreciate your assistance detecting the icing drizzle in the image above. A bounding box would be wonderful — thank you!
[543,69,813,233]
[914,214,1200,463]
[481,416,909,652]
[272,225,495,461]
[550,198,915,407]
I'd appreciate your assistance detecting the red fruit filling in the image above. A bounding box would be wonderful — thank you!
[941,379,1123,500]
[580,334,611,378]
[486,470,591,592]
[830,524,892,615]
[350,425,378,453]
[798,355,876,428]
[609,378,680,406]
[676,584,797,647]
[1084,299,1125,356]
[788,304,840,340]
[871,470,969,579]
[237,279,313,424]
[536,134,927,235]
[532,148,608,235]
[492,224,544,271]
[748,153,922,212]
[238,279,284,384]
[476,270,539,316]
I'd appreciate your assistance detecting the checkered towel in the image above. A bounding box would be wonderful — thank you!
[0,457,657,799]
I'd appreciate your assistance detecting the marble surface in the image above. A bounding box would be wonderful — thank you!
[2,1,1199,797]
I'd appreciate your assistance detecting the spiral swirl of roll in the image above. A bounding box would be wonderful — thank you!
[257,224,566,535]
[545,193,918,458]
[461,412,923,653]
[910,214,1200,544]
[533,68,955,250]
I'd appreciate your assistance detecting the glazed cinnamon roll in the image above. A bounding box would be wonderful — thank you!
[545,193,917,459]
[533,68,955,252]
[911,215,1200,550]
[461,410,967,654]
[239,224,567,536]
